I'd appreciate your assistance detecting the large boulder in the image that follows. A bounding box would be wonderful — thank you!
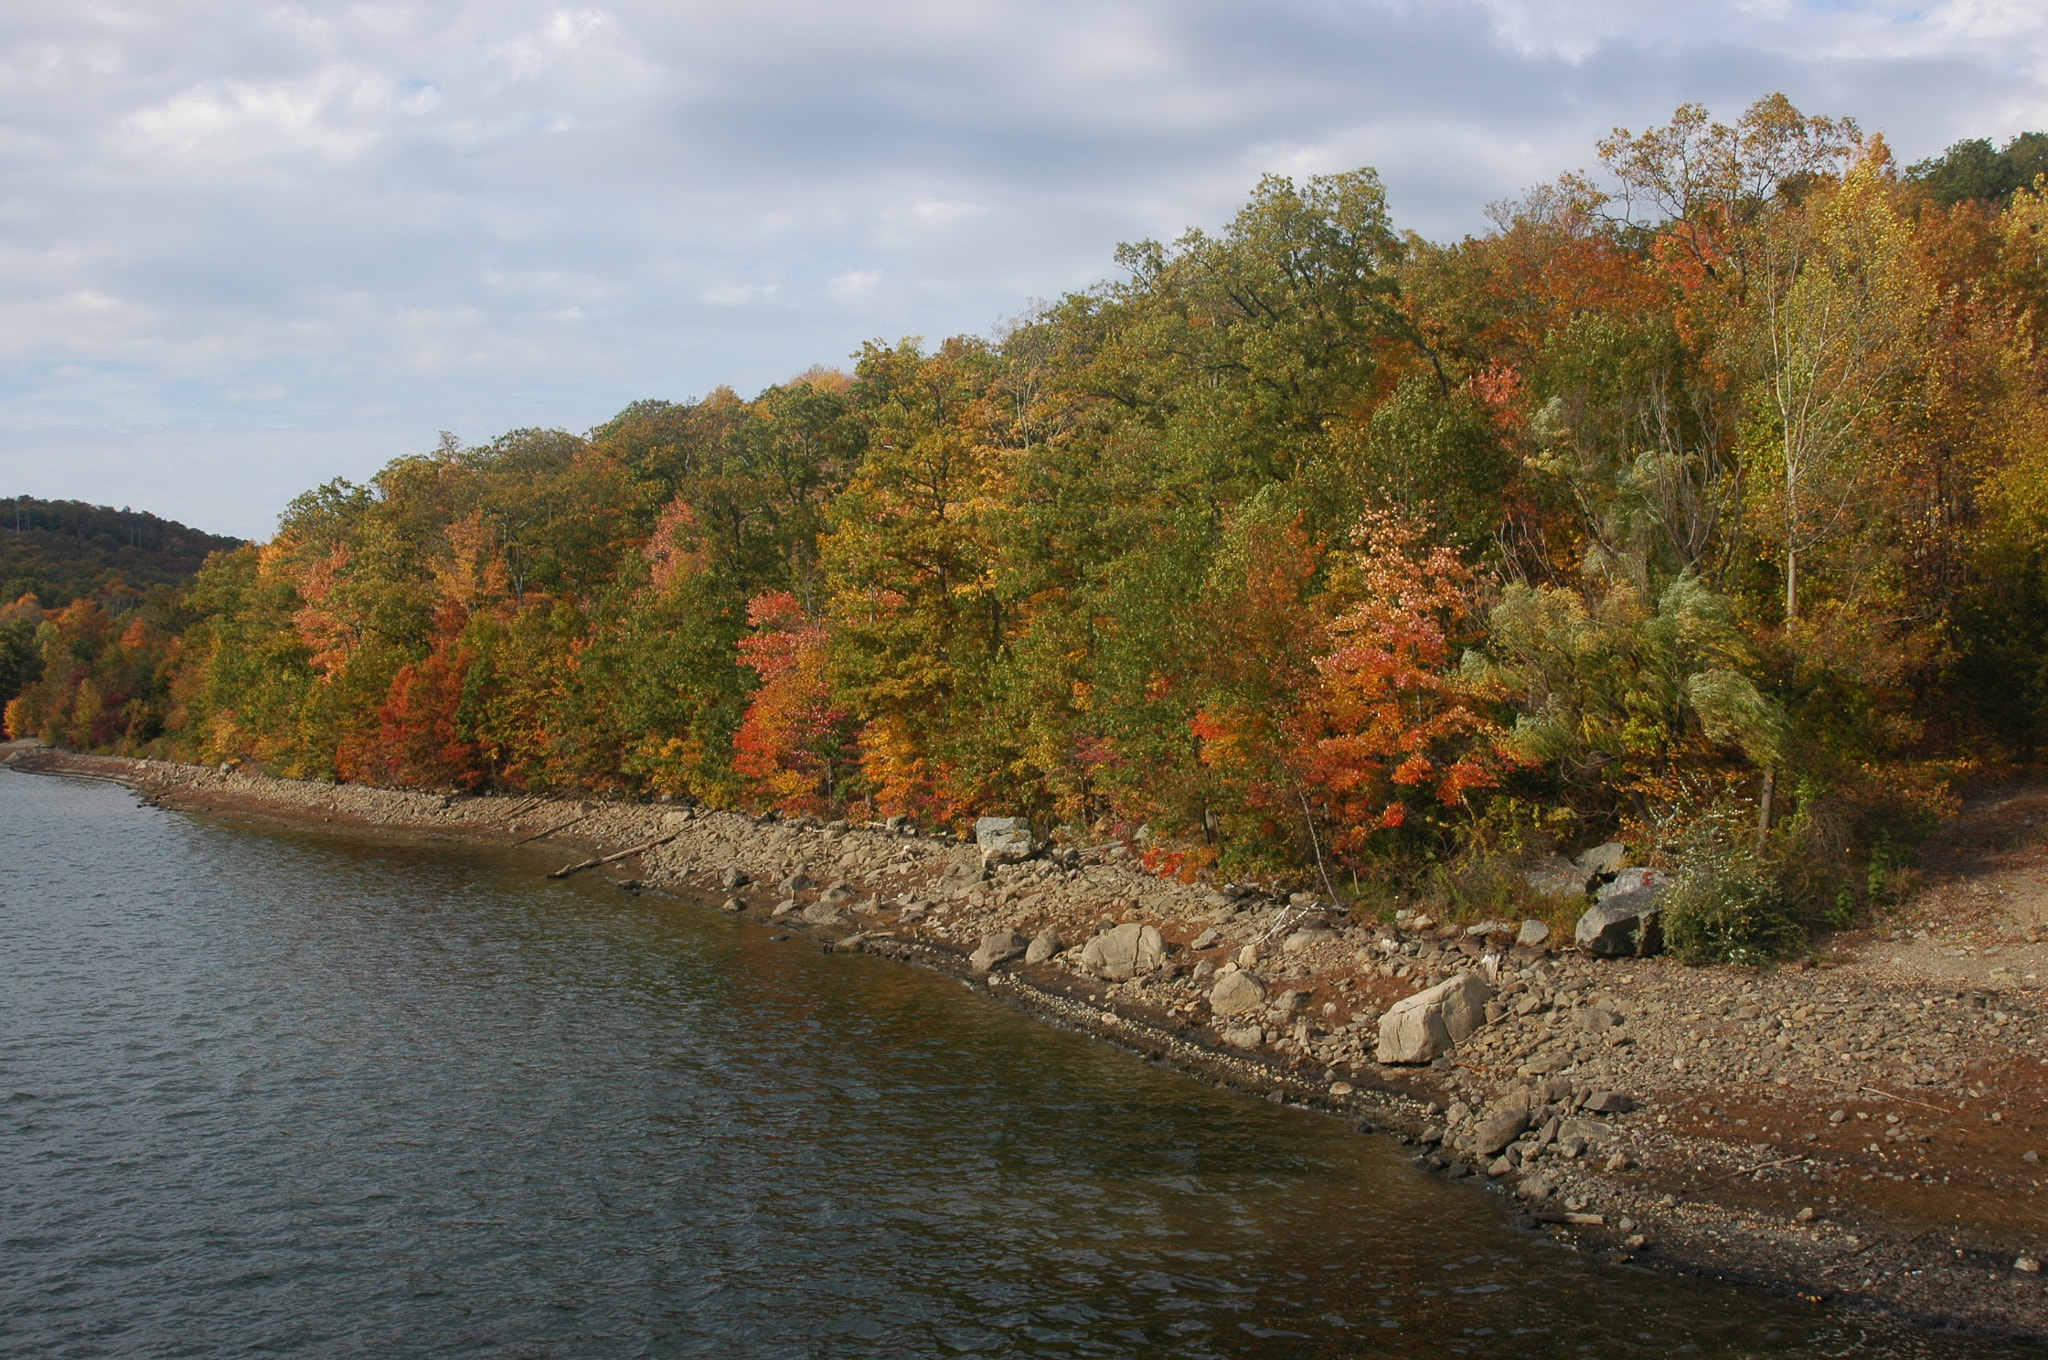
[1522,855,1591,901]
[970,930,1026,972]
[1575,842,1628,876]
[975,816,1034,865]
[1471,1108,1531,1158]
[1209,969,1267,1017]
[935,858,987,898]
[1376,972,1495,1065]
[1079,923,1166,980]
[1024,929,1064,965]
[1597,866,1667,901]
[1575,886,1665,957]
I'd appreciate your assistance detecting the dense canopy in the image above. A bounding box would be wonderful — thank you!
[12,98,2048,959]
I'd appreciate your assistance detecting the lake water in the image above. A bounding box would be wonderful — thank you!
[2,767,2038,1358]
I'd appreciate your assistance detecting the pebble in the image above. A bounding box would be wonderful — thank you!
[2018,1258,2042,1274]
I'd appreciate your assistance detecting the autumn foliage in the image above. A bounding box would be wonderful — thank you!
[17,96,2048,919]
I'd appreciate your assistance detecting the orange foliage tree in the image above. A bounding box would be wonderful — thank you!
[731,591,853,814]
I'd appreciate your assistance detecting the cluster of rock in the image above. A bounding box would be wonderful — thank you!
[1524,842,1672,959]
[1413,1076,1642,1183]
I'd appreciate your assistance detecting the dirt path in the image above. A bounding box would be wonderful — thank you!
[7,741,2044,1343]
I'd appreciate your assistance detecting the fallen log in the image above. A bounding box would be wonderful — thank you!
[547,834,677,879]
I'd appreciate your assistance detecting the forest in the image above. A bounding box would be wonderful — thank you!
[10,99,2048,961]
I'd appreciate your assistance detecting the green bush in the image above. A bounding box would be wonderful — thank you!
[1661,846,1806,966]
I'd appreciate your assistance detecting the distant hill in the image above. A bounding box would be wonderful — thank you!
[0,496,243,609]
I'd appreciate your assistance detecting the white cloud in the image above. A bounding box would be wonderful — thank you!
[0,0,2043,536]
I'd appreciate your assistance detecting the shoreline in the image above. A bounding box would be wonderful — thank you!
[8,741,2045,1344]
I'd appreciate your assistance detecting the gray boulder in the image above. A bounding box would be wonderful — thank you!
[719,867,750,890]
[935,859,987,898]
[1597,866,1667,901]
[1575,886,1665,957]
[1024,929,1064,965]
[819,881,857,907]
[1376,972,1495,1065]
[779,870,815,894]
[1516,919,1552,948]
[970,930,1026,972]
[1282,926,1337,953]
[1209,969,1267,1017]
[975,816,1034,865]
[802,902,845,926]
[1223,1025,1264,1049]
[1522,855,1591,901]
[1575,841,1628,875]
[1472,1108,1531,1158]
[1079,923,1167,980]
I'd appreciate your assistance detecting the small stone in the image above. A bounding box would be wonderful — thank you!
[1283,926,1337,953]
[1223,1025,1264,1049]
[1518,1174,1557,1201]
[1487,1157,1514,1178]
[720,897,745,913]
[1794,1207,1816,1223]
[1329,1081,1355,1096]
[779,870,815,894]
[1582,1089,1636,1114]
[1189,927,1220,951]
[1516,920,1552,948]
[719,867,750,890]
[1464,919,1515,938]
[1623,1234,1648,1251]
[2024,1150,2040,1164]
[1236,944,1260,969]
[1604,1151,1630,1172]
[801,901,845,926]
[2017,1258,2042,1274]
[1828,1109,1848,1124]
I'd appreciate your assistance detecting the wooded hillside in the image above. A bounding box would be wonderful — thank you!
[11,97,2048,961]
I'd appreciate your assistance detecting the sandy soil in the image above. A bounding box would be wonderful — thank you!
[8,740,2044,1343]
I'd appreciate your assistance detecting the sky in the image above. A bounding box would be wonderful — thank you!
[3,1,2046,540]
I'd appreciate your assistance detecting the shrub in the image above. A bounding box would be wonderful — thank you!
[1661,842,1806,965]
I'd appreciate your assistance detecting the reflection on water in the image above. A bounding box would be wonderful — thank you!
[0,768,2036,1358]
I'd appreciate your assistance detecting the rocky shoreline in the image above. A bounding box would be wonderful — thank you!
[7,740,2045,1343]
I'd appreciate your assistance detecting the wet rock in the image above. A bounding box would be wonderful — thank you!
[1516,920,1551,949]
[970,930,1026,972]
[975,816,1034,865]
[719,867,750,891]
[1575,842,1627,875]
[720,897,745,913]
[1574,888,1664,957]
[1210,970,1268,1017]
[1518,1174,1557,1201]
[1079,923,1167,980]
[1024,929,1065,965]
[1376,972,1496,1064]
[1473,1108,1531,1157]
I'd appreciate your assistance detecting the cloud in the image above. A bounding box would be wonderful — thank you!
[0,0,2043,536]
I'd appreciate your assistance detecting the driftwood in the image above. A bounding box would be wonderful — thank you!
[547,834,677,879]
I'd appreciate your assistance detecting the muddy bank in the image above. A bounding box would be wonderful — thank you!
[7,740,2044,1343]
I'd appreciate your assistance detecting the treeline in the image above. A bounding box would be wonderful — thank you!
[11,97,2048,957]
[0,498,241,723]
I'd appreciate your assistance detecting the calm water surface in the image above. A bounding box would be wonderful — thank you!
[2,768,2039,1358]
